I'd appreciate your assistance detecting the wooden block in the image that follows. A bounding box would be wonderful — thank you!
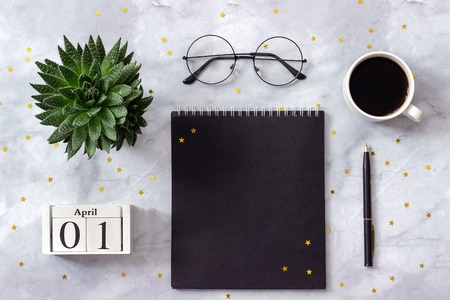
[52,205,122,218]
[86,218,122,252]
[52,218,86,252]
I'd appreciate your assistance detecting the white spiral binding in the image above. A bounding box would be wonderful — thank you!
[174,106,321,117]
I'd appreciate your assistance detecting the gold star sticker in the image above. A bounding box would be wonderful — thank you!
[220,12,226,18]
[390,275,395,281]
[273,8,279,14]
[12,225,17,230]
[404,202,410,208]
[54,143,59,147]
[358,0,363,4]
[426,212,431,218]
[99,186,105,192]
[150,174,156,180]
[389,220,394,226]
[138,190,144,195]
[26,47,32,52]
[419,263,425,269]
[385,161,390,166]
[25,57,30,62]
[122,7,128,13]
[179,137,185,143]
[369,28,374,34]
[315,103,321,108]
[121,272,126,277]
[157,273,163,278]
[402,24,407,29]
[96,11,101,16]
[117,167,122,173]
[226,294,231,299]
[27,103,32,108]
[339,282,345,287]
[367,44,372,49]
[282,266,288,272]
[311,35,316,41]
[403,172,408,177]
[167,50,173,56]
[20,196,26,202]
[306,269,312,275]
[425,165,431,170]
[191,128,197,134]
[326,227,332,233]
[305,240,311,246]
[344,169,350,175]
[396,138,401,144]
[62,274,67,280]
[235,88,241,94]
[331,130,337,135]
[413,72,417,78]
[161,37,167,43]
[8,67,13,72]
[330,189,335,194]
[338,38,344,43]
[25,135,31,140]
[148,89,153,94]
[48,177,53,182]
[2,146,8,152]
[370,151,376,156]
[19,261,24,267]
[107,157,112,163]
[263,44,269,49]
[372,288,377,294]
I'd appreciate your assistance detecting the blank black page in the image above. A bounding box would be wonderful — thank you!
[171,111,325,289]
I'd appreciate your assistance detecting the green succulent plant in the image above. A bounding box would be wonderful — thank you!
[31,35,152,159]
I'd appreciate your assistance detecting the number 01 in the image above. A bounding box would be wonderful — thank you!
[59,221,109,250]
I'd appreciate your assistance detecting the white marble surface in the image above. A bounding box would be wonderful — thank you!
[1,0,450,299]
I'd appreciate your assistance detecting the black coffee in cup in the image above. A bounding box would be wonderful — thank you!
[349,57,409,116]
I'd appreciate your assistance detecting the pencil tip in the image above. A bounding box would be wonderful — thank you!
[364,144,369,152]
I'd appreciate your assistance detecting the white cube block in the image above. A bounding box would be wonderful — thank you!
[87,218,122,252]
[52,218,86,252]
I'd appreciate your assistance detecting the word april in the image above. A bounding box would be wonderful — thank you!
[74,208,98,217]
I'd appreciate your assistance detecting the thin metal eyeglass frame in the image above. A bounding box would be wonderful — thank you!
[182,35,307,86]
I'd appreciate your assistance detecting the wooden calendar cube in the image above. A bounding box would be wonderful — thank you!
[42,204,132,255]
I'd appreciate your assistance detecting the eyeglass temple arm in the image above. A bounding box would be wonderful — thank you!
[250,52,307,80]
[182,56,235,84]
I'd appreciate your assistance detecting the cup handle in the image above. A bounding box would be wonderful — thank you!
[403,103,424,122]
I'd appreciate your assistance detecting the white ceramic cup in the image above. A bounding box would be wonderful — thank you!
[343,51,423,122]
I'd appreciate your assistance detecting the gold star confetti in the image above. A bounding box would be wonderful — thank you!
[370,180,373,185]
[404,202,410,208]
[138,190,144,195]
[282,266,288,272]
[331,130,337,135]
[53,143,59,147]
[390,275,395,281]
[220,12,226,18]
[122,7,128,13]
[226,294,231,299]
[191,128,197,134]
[107,157,112,163]
[425,165,431,170]
[419,263,425,269]
[273,8,279,14]
[339,282,345,287]
[369,28,374,34]
[2,146,8,152]
[326,227,332,233]
[148,89,153,94]
[48,177,53,182]
[315,103,321,108]
[344,169,350,175]
[385,161,390,166]
[263,44,269,49]
[0,101,2,106]
[161,37,167,43]
[280,107,285,112]
[330,189,335,194]
[99,186,105,192]
[12,225,17,230]
[25,135,31,140]
[358,0,363,4]
[27,103,32,108]
[396,138,401,144]
[235,88,241,94]
[311,36,316,41]
[426,212,431,218]
[367,44,372,49]
[26,47,32,52]
[389,220,394,226]
[167,50,173,56]
[96,11,100,16]
[117,167,122,173]
[150,174,156,180]
[338,38,344,43]
[20,196,26,202]
[121,272,126,277]
[179,137,185,143]
[157,273,163,278]
[62,274,67,280]
[372,288,377,294]
[413,72,417,78]
[306,269,312,275]
[370,151,376,156]
[8,67,13,72]
[403,172,408,177]
[402,24,407,29]
[19,261,24,267]
[25,57,30,62]
[305,240,311,246]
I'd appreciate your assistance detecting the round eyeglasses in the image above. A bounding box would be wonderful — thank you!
[182,35,307,86]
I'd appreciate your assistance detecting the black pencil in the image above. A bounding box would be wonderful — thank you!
[363,144,374,267]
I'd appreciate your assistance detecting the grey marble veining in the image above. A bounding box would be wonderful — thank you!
[1,0,449,299]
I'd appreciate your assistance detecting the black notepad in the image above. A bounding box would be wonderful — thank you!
[171,109,325,289]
